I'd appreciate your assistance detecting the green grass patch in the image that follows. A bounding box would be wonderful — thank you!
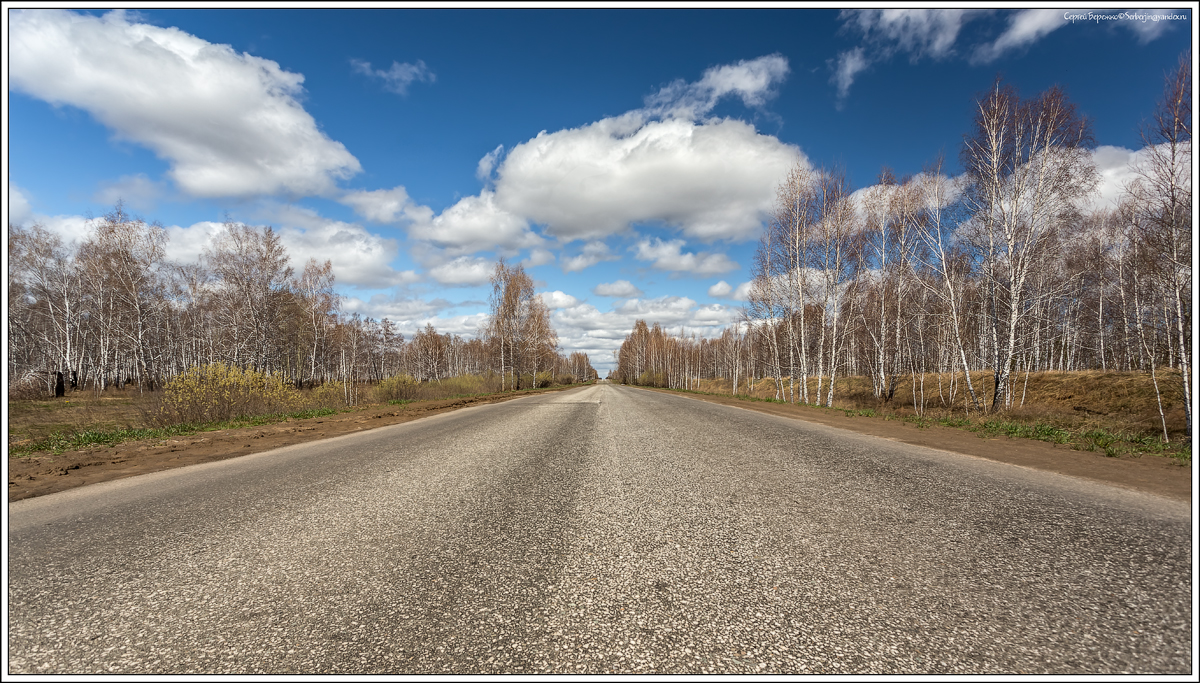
[9,407,341,457]
[976,419,1072,444]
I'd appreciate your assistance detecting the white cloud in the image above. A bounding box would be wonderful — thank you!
[496,116,803,242]
[972,9,1066,64]
[1120,10,1183,44]
[593,280,643,298]
[707,280,733,297]
[254,202,419,289]
[341,294,456,323]
[834,10,975,100]
[841,9,971,61]
[707,279,754,301]
[562,241,618,272]
[643,54,789,120]
[488,55,804,243]
[476,145,505,183]
[341,186,417,224]
[162,220,226,265]
[522,248,555,268]
[427,256,495,286]
[540,291,579,309]
[1087,145,1140,212]
[634,237,738,276]
[93,173,165,212]
[8,184,35,226]
[351,58,435,95]
[408,190,541,255]
[153,204,419,290]
[831,47,870,103]
[731,281,754,302]
[9,10,361,199]
[548,294,742,373]
[30,213,93,246]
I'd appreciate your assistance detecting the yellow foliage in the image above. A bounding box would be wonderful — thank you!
[156,363,301,426]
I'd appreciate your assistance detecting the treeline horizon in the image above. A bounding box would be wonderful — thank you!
[8,208,596,402]
[615,58,1191,441]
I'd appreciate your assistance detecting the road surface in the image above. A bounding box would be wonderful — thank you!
[7,383,1192,674]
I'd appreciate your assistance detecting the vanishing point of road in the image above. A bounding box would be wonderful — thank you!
[8,383,1192,674]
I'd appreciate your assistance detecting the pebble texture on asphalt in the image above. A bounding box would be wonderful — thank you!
[8,383,1192,674]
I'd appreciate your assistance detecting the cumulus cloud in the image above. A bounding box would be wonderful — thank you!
[9,10,360,199]
[487,55,804,243]
[351,58,435,95]
[341,186,418,224]
[972,9,1066,64]
[562,241,618,272]
[341,293,456,324]
[93,173,166,212]
[336,294,491,339]
[707,280,733,297]
[540,291,580,309]
[408,191,541,255]
[497,117,802,242]
[707,279,755,301]
[731,281,754,301]
[153,204,420,290]
[8,184,35,226]
[477,145,505,183]
[548,295,742,372]
[634,237,738,276]
[427,256,496,286]
[593,280,643,298]
[29,213,93,245]
[522,248,555,268]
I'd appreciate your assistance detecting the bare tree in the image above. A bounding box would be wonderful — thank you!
[204,220,294,374]
[961,79,1097,411]
[1127,53,1192,434]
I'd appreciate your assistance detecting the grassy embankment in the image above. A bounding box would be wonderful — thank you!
[8,366,585,457]
[649,369,1191,465]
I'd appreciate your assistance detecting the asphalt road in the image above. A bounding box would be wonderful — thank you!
[7,383,1192,675]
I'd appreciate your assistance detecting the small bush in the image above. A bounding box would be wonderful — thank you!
[305,381,352,410]
[374,374,420,402]
[154,363,301,426]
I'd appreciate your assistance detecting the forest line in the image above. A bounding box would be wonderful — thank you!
[8,209,596,404]
[614,58,1191,441]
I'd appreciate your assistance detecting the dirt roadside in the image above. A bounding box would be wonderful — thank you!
[634,386,1192,502]
[8,383,1191,503]
[7,387,575,502]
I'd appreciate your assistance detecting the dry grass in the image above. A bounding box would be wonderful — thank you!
[8,392,149,447]
[679,369,1190,462]
[8,373,590,455]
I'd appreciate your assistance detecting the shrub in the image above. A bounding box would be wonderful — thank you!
[306,381,352,410]
[374,374,420,402]
[154,363,301,426]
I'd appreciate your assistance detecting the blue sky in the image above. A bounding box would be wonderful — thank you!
[6,7,1193,373]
